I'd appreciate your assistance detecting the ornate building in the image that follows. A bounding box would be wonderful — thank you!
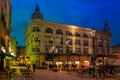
[0,0,12,71]
[112,44,120,54]
[25,5,111,68]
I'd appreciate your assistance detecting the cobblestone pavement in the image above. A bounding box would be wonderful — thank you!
[0,71,26,80]
[0,70,120,80]
[28,70,120,80]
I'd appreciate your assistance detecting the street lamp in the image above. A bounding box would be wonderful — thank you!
[66,40,70,70]
[91,30,96,77]
[1,46,6,53]
[51,46,55,65]
[57,48,59,70]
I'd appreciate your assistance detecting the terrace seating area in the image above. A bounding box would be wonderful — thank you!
[66,65,120,78]
[7,65,29,78]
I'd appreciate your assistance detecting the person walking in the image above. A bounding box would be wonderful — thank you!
[26,63,31,71]
[32,64,36,72]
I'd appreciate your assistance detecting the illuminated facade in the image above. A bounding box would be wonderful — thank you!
[0,0,12,71]
[112,44,120,54]
[25,5,111,68]
[9,37,17,57]
[112,44,120,59]
[111,45,120,65]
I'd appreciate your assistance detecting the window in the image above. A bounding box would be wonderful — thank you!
[75,32,80,37]
[33,37,40,43]
[56,38,63,44]
[32,48,35,52]
[98,42,102,47]
[45,36,53,44]
[32,47,40,53]
[31,26,40,32]
[49,38,53,44]
[66,31,72,36]
[75,40,81,46]
[83,40,88,46]
[56,29,63,35]
[45,45,52,53]
[56,46,63,53]
[83,33,88,38]
[83,48,88,54]
[34,37,38,42]
[45,28,53,34]
[75,48,81,53]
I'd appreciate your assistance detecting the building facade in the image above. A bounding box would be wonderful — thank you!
[0,0,12,71]
[9,37,17,57]
[112,44,120,54]
[112,44,120,60]
[25,5,111,68]
[17,46,26,57]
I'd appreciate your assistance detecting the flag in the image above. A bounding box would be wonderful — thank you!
[91,30,96,36]
[66,40,69,45]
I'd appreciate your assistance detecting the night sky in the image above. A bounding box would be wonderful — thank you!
[10,0,120,46]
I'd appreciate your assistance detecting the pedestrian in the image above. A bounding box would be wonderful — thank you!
[32,64,36,72]
[88,64,94,77]
[26,63,31,71]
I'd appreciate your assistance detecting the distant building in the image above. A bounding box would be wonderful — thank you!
[111,44,120,65]
[17,46,26,57]
[112,44,120,54]
[25,4,111,68]
[9,37,17,57]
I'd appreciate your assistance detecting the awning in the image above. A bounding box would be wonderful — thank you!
[0,52,15,57]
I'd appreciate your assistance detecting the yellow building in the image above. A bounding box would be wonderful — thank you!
[9,37,17,57]
[0,0,12,71]
[25,5,111,68]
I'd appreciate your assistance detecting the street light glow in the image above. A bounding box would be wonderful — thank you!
[1,46,6,53]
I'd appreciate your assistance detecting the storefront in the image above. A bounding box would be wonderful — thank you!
[0,54,4,71]
[0,52,15,71]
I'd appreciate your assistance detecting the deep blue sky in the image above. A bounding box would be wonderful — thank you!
[10,0,120,46]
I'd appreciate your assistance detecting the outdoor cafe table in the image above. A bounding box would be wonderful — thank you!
[9,66,28,77]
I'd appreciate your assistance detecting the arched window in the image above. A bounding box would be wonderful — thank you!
[75,32,80,37]
[75,40,81,46]
[66,31,72,36]
[31,26,40,32]
[45,28,53,34]
[83,33,88,38]
[56,29,63,35]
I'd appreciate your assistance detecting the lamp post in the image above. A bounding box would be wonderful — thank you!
[51,46,55,65]
[66,45,69,70]
[57,48,59,70]
[91,30,96,77]
[66,40,70,70]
